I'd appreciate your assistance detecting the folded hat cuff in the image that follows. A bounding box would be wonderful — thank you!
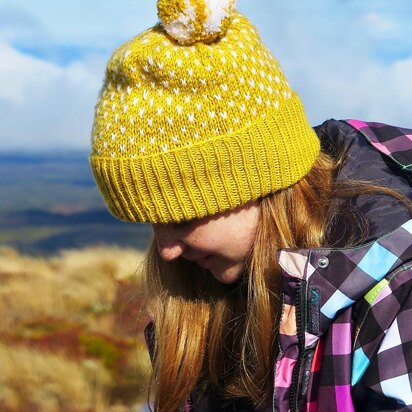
[90,94,320,223]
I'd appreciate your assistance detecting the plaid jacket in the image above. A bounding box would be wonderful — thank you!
[147,120,412,411]
[274,119,412,412]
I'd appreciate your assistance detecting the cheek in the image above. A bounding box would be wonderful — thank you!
[187,231,219,250]
[208,229,255,260]
[228,221,257,251]
[184,226,230,255]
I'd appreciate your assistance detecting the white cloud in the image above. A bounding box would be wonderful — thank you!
[362,12,398,38]
[281,37,412,128]
[303,56,412,128]
[0,39,104,150]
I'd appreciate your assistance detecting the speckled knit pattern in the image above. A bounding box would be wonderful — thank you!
[90,12,320,223]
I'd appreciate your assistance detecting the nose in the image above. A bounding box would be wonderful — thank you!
[152,224,186,262]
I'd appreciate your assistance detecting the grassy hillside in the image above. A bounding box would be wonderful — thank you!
[0,246,151,412]
[1,154,155,411]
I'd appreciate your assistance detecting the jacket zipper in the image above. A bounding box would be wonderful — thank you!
[288,280,306,412]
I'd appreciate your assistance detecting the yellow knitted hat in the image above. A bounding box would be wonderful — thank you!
[90,0,320,223]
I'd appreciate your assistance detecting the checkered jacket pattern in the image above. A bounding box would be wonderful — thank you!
[274,119,412,412]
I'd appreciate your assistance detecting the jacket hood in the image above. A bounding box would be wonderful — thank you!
[316,119,412,245]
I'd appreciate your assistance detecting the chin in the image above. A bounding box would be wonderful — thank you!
[210,265,242,285]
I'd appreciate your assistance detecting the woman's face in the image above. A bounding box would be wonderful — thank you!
[152,201,260,284]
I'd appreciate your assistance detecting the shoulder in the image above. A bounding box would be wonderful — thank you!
[315,118,412,172]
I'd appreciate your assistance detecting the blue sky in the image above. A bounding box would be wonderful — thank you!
[1,0,412,150]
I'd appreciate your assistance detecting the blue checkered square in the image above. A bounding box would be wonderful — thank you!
[321,289,355,319]
[358,242,398,281]
[351,347,370,385]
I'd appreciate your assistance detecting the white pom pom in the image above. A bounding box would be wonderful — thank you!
[204,0,233,33]
[158,0,236,45]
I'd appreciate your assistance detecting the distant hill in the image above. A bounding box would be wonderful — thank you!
[0,208,119,227]
[0,151,102,213]
[0,151,152,255]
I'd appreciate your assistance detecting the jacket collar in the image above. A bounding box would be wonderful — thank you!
[278,219,412,337]
[345,119,412,172]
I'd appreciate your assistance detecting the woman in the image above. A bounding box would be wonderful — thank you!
[90,1,412,410]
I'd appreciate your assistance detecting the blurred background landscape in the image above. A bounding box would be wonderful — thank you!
[1,0,412,410]
[0,151,152,411]
[0,151,151,255]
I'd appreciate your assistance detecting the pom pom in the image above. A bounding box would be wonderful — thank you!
[157,0,236,45]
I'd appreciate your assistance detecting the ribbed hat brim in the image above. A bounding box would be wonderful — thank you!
[90,94,320,223]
